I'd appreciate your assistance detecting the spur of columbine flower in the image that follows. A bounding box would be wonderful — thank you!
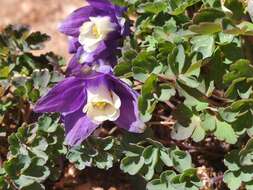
[59,0,129,67]
[34,71,145,146]
[66,47,115,75]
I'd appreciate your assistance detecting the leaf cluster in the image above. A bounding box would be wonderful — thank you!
[113,0,253,189]
[67,136,120,170]
[0,25,64,132]
[0,115,66,190]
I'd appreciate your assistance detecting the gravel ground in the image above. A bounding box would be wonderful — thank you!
[0,0,85,59]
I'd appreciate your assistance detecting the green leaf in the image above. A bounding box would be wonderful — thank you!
[32,69,50,89]
[142,146,159,180]
[147,170,177,190]
[0,66,11,79]
[224,59,253,84]
[239,138,253,166]
[137,1,168,14]
[224,150,241,171]
[201,114,216,131]
[120,156,145,175]
[25,32,50,50]
[37,115,59,133]
[191,122,206,142]
[193,8,225,24]
[142,74,158,98]
[22,159,50,181]
[168,0,201,15]
[178,75,200,88]
[93,152,114,170]
[4,155,31,179]
[171,122,195,141]
[218,108,238,123]
[224,0,245,20]
[214,120,237,144]
[191,35,215,59]
[114,62,132,77]
[156,84,176,102]
[168,45,185,75]
[22,182,45,190]
[67,137,118,170]
[224,21,253,36]
[223,171,242,190]
[189,22,222,34]
[160,149,173,167]
[171,149,192,172]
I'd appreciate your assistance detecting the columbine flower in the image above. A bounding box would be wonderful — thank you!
[59,0,129,70]
[34,72,145,146]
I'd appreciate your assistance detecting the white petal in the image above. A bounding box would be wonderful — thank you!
[108,108,120,121]
[84,83,121,123]
[89,16,116,38]
[112,91,121,109]
[78,21,100,52]
[87,84,113,104]
[79,21,93,35]
[78,16,116,53]
[81,37,102,52]
[86,104,119,123]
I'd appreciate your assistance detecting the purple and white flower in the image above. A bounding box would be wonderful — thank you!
[59,0,129,73]
[34,72,145,146]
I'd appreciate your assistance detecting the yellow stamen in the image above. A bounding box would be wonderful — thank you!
[92,102,108,109]
[92,26,100,38]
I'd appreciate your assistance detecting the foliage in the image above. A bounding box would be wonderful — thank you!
[2,0,253,189]
[0,25,65,190]
[0,115,66,190]
[67,136,120,170]
[224,138,253,190]
[0,25,64,129]
[113,0,253,189]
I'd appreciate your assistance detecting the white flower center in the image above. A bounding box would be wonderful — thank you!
[78,16,116,53]
[83,84,121,124]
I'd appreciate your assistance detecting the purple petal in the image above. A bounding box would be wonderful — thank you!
[63,109,98,146]
[66,48,84,76]
[82,39,120,63]
[59,6,93,36]
[66,44,112,76]
[85,72,109,90]
[68,37,80,53]
[75,70,106,80]
[80,41,108,63]
[87,0,112,9]
[107,75,146,133]
[34,77,86,113]
[87,0,126,16]
[95,60,113,73]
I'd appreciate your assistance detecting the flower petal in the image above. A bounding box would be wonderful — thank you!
[59,6,93,36]
[82,41,108,62]
[87,0,112,9]
[34,77,86,113]
[68,37,80,53]
[108,75,146,133]
[66,48,83,76]
[87,0,126,15]
[104,74,146,133]
[63,109,98,146]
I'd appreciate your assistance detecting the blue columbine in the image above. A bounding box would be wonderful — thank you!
[34,71,145,146]
[59,0,129,74]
